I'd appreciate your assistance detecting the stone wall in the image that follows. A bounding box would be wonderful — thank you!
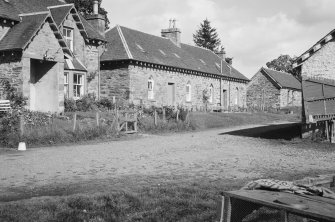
[0,55,23,92]
[302,41,335,80]
[247,71,302,110]
[100,64,130,101]
[279,89,302,108]
[101,62,247,109]
[247,71,280,110]
[85,44,104,97]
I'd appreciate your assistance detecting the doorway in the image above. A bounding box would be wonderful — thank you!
[167,83,175,106]
[222,89,228,109]
[30,59,58,112]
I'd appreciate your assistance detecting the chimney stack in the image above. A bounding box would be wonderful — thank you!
[85,0,106,38]
[161,19,181,47]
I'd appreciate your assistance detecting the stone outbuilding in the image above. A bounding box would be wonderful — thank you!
[100,25,249,110]
[247,67,301,110]
[0,0,106,113]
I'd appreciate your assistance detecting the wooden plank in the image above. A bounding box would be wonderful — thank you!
[222,190,335,221]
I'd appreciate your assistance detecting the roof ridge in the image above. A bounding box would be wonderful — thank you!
[262,67,291,75]
[47,4,74,9]
[117,25,133,59]
[19,11,49,16]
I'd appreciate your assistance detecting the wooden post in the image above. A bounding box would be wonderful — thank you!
[176,110,179,122]
[154,109,158,126]
[134,112,138,132]
[326,121,330,141]
[331,120,335,144]
[115,109,119,132]
[20,115,24,137]
[73,113,77,132]
[96,112,100,127]
[125,112,128,132]
[162,108,166,122]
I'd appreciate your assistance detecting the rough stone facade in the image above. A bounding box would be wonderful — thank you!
[0,21,64,113]
[301,41,335,80]
[247,71,301,110]
[101,62,247,110]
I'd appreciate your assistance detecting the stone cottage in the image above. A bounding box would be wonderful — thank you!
[100,25,249,110]
[247,67,301,110]
[0,0,105,113]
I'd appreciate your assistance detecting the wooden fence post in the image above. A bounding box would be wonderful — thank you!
[125,112,128,132]
[96,112,100,127]
[73,113,77,132]
[134,112,138,132]
[20,115,24,137]
[163,108,166,122]
[176,110,179,122]
[154,109,158,126]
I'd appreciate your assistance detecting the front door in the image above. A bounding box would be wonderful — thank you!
[167,83,175,106]
[222,89,228,109]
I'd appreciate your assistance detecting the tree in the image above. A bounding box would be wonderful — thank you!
[266,55,297,74]
[65,0,110,30]
[193,19,221,52]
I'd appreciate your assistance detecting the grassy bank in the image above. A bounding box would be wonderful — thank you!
[0,170,326,222]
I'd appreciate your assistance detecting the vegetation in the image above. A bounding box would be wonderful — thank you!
[65,0,110,30]
[266,54,298,76]
[193,18,221,52]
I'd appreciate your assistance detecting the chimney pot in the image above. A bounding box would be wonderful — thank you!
[161,21,181,47]
[216,48,226,60]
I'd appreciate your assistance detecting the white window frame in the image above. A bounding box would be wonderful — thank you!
[63,27,74,51]
[148,77,154,100]
[186,82,191,102]
[73,73,84,99]
[64,72,69,98]
[209,84,214,103]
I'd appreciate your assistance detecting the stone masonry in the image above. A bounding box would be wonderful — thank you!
[101,62,247,110]
[247,71,301,110]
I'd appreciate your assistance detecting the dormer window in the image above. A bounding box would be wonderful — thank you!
[63,27,73,51]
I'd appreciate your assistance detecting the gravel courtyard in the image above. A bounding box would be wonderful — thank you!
[0,122,334,202]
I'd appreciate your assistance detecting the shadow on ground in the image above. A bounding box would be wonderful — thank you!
[220,123,301,140]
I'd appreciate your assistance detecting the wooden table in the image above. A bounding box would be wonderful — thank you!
[220,190,335,222]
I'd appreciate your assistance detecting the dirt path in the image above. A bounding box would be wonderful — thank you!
[0,122,334,201]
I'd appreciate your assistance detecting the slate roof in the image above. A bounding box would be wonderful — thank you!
[49,5,73,27]
[261,67,301,90]
[65,57,87,71]
[102,26,249,81]
[0,0,105,42]
[0,13,49,51]
[0,0,20,21]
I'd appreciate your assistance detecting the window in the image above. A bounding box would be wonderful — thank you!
[186,81,191,102]
[73,73,84,99]
[64,72,69,98]
[235,87,240,106]
[148,76,154,100]
[209,84,214,103]
[63,27,73,51]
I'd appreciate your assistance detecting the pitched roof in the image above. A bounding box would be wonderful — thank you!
[64,57,87,71]
[49,5,73,27]
[261,67,301,90]
[1,0,105,41]
[293,29,335,68]
[0,13,50,51]
[0,0,20,21]
[102,26,249,82]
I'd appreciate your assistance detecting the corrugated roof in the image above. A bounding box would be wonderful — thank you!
[0,0,20,21]
[0,13,49,51]
[261,67,301,90]
[101,26,249,81]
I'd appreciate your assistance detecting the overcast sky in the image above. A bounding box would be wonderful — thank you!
[101,0,335,78]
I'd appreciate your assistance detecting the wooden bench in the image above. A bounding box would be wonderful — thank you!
[0,100,11,112]
[220,190,335,222]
